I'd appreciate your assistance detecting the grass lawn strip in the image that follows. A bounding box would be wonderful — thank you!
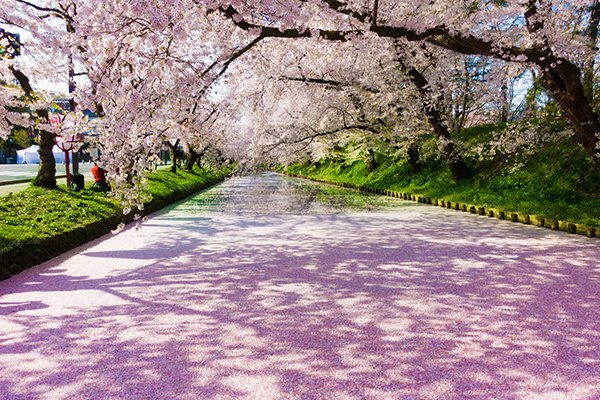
[282,129,600,237]
[0,166,229,280]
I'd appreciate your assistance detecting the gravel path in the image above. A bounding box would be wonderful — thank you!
[1,173,599,400]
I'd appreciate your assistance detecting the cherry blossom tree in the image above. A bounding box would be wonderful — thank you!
[1,0,90,188]
[215,0,600,168]
[1,0,599,211]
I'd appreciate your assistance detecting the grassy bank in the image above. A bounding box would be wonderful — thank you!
[0,166,229,280]
[284,129,600,230]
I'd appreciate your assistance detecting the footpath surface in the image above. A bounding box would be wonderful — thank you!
[0,173,599,400]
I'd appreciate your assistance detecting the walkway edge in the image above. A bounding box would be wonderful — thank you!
[282,172,598,240]
[0,175,67,187]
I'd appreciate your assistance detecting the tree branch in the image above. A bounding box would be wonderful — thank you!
[206,35,265,80]
[280,75,380,94]
[372,0,380,28]
[266,122,380,154]
[14,0,64,17]
[218,5,354,41]
[321,0,370,24]
[9,66,35,99]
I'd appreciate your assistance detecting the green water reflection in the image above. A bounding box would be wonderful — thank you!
[172,172,418,215]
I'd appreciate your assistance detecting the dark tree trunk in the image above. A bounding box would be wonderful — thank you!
[366,148,377,172]
[500,82,509,123]
[407,142,421,173]
[441,139,470,181]
[187,146,209,171]
[539,62,600,169]
[171,151,177,173]
[186,149,200,171]
[32,129,57,189]
[406,67,470,181]
[10,66,57,188]
[167,139,180,173]
[68,54,79,175]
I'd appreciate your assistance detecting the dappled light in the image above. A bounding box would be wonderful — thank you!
[1,174,599,399]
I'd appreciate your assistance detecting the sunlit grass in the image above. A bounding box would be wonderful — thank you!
[0,166,228,253]
[285,133,600,227]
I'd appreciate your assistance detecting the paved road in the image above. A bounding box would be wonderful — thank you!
[1,173,599,400]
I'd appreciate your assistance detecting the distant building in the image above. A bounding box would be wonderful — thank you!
[53,99,72,113]
[0,137,17,164]
[0,28,20,59]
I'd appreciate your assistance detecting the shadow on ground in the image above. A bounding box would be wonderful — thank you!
[0,174,599,400]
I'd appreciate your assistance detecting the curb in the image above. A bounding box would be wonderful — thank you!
[283,172,598,239]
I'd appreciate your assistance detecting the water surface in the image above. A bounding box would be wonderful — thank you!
[175,172,417,215]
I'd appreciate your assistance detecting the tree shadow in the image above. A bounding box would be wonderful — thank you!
[0,174,599,399]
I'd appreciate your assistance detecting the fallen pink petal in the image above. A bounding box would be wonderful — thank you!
[1,175,599,399]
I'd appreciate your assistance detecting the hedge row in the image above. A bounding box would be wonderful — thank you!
[284,172,597,239]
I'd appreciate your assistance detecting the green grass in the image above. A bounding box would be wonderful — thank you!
[0,186,119,245]
[285,132,600,228]
[147,167,226,203]
[0,166,229,278]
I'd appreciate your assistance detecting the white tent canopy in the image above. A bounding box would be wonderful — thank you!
[16,145,73,164]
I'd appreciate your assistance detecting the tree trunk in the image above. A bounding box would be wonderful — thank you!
[429,117,470,181]
[167,139,180,173]
[68,53,79,176]
[500,82,509,123]
[187,146,209,171]
[407,142,421,173]
[171,150,177,173]
[365,148,377,172]
[186,149,199,171]
[32,130,57,188]
[406,67,470,181]
[9,66,57,188]
[539,62,600,169]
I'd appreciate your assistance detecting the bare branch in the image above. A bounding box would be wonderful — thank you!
[218,5,354,41]
[14,0,64,17]
[372,0,380,28]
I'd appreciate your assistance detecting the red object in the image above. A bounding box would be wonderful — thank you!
[92,164,106,182]
[50,115,63,126]
[55,134,76,186]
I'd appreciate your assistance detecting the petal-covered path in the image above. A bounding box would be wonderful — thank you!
[1,173,599,400]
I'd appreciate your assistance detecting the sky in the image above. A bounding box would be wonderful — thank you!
[1,23,69,94]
